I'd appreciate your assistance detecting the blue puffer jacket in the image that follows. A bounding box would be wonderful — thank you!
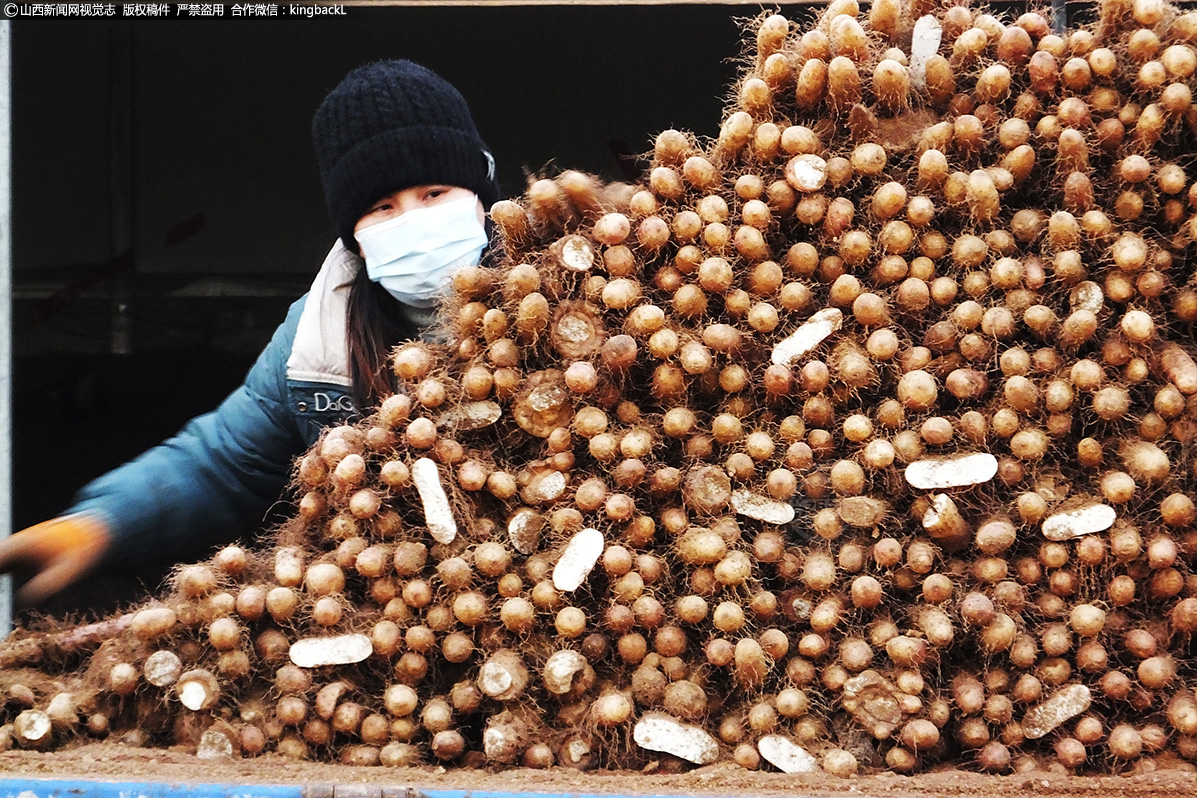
[69,242,421,570]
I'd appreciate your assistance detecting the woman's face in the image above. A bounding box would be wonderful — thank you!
[354,184,484,236]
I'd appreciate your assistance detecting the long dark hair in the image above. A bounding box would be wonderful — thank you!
[344,219,500,412]
[345,266,416,412]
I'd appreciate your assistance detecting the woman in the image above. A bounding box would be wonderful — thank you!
[0,59,500,608]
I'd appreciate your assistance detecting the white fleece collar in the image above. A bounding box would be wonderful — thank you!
[285,242,356,388]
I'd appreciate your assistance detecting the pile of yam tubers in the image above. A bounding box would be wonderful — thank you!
[3,0,1197,776]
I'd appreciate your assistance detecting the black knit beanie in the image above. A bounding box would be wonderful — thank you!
[312,59,500,252]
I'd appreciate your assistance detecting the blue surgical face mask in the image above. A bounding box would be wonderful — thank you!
[355,195,488,308]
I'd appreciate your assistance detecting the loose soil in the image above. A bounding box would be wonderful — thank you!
[2,744,1197,798]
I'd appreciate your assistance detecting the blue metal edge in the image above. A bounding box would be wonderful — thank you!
[0,779,304,798]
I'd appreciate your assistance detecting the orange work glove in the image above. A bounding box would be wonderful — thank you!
[0,515,111,607]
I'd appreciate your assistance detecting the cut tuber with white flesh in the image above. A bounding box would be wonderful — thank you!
[772,308,843,366]
[784,154,828,193]
[558,735,595,770]
[478,650,529,702]
[841,669,903,740]
[513,371,574,438]
[521,468,567,505]
[632,712,720,765]
[13,710,52,749]
[683,465,733,515]
[1069,281,1105,315]
[412,457,457,544]
[730,490,795,525]
[1042,503,1116,541]
[838,496,888,528]
[909,15,942,87]
[507,508,544,555]
[437,401,502,430]
[905,453,998,490]
[543,650,591,695]
[197,726,237,760]
[176,669,220,712]
[289,633,372,669]
[1022,684,1092,739]
[144,650,183,687]
[922,494,970,545]
[553,234,595,272]
[483,709,535,764]
[757,735,820,773]
[552,528,604,592]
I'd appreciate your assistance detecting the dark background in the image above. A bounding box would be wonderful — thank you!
[10,5,774,613]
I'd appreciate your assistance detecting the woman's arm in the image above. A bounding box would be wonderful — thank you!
[69,298,310,570]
